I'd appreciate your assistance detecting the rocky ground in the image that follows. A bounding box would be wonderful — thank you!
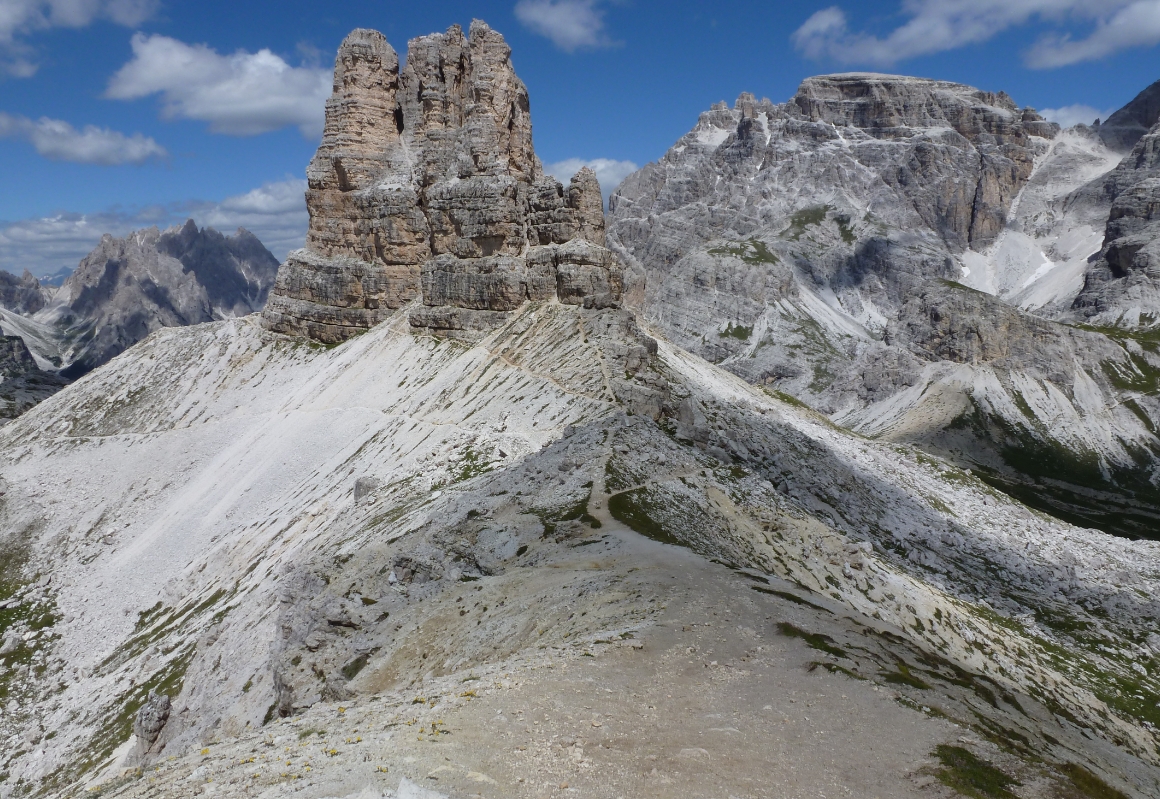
[87,510,1084,799]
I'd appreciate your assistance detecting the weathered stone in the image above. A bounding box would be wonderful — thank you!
[131,691,171,762]
[263,20,622,342]
[567,167,606,246]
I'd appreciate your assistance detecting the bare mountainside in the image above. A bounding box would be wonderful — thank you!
[0,221,279,423]
[1,21,1159,799]
[607,74,1160,539]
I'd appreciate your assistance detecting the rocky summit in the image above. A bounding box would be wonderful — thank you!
[262,23,618,344]
[3,19,1160,799]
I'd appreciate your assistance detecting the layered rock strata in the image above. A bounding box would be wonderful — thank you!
[263,23,620,343]
[1073,121,1160,325]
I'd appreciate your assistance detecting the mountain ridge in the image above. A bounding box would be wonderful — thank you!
[1,23,1159,799]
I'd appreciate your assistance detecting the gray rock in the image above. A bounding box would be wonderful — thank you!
[131,691,171,761]
[1098,78,1160,152]
[43,220,278,378]
[353,476,382,504]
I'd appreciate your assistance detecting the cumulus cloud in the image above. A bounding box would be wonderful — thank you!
[514,0,615,52]
[792,0,1160,69]
[0,111,166,164]
[106,33,331,137]
[0,178,308,279]
[544,157,638,208]
[1039,104,1115,128]
[197,178,308,258]
[0,0,157,76]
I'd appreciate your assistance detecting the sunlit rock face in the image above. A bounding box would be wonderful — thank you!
[263,22,617,343]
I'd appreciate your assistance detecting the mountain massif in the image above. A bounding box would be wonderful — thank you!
[0,221,279,418]
[607,74,1160,539]
[0,21,1159,799]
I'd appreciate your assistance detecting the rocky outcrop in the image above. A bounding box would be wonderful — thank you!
[42,221,278,376]
[0,271,48,316]
[0,336,68,422]
[791,75,1056,250]
[607,75,1160,540]
[1073,122,1160,326]
[263,22,618,344]
[1098,78,1160,152]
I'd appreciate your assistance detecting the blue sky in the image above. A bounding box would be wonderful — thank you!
[1,0,1159,277]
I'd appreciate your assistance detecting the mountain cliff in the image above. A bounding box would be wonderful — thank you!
[606,74,1160,539]
[262,26,614,343]
[40,220,279,377]
[1,22,1159,799]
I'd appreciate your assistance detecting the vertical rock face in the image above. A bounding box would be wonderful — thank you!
[263,21,618,343]
[1073,121,1160,325]
[1098,78,1160,152]
[42,221,279,376]
[0,271,48,316]
[791,74,1055,250]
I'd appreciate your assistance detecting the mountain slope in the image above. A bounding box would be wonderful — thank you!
[606,75,1160,539]
[3,23,1159,799]
[2,304,1159,797]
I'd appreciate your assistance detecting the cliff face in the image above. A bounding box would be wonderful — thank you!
[263,22,618,343]
[1072,121,1160,326]
[43,221,279,376]
[0,270,49,316]
[606,75,1160,539]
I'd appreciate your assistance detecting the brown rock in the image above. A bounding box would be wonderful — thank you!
[263,20,620,342]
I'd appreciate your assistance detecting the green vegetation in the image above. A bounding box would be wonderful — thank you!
[749,585,832,613]
[708,238,780,265]
[719,322,753,341]
[341,652,372,681]
[776,622,847,658]
[785,206,830,240]
[608,489,684,547]
[880,660,931,689]
[949,401,1160,541]
[453,445,495,483]
[1059,764,1129,799]
[933,745,1019,799]
[834,213,856,244]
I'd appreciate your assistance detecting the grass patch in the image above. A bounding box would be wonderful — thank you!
[708,238,780,265]
[750,585,831,613]
[880,661,931,689]
[341,652,373,681]
[785,206,830,240]
[933,745,1019,799]
[1059,763,1128,799]
[719,322,753,341]
[607,489,684,548]
[777,622,846,658]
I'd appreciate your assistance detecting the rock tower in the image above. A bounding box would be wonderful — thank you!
[262,21,620,343]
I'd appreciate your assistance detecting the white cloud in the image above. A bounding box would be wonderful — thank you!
[106,33,331,137]
[1039,104,1115,128]
[514,0,614,52]
[0,0,157,76]
[0,111,167,164]
[791,1,1160,69]
[544,157,638,208]
[1027,1,1160,67]
[0,178,307,278]
[198,179,308,258]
